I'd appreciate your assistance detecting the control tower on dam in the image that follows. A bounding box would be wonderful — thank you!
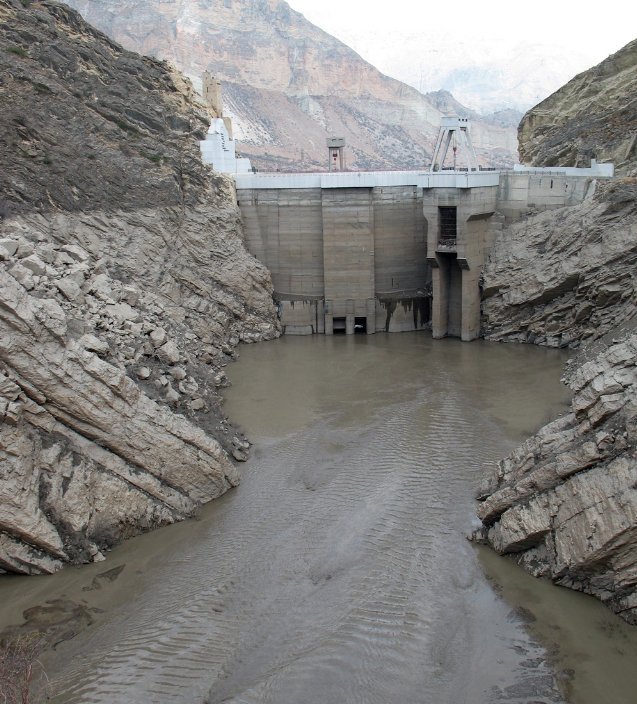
[234,165,606,341]
[202,109,611,340]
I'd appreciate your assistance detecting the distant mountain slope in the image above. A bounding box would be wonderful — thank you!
[519,37,637,174]
[64,0,518,171]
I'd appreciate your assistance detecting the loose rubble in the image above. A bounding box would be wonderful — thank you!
[0,0,280,574]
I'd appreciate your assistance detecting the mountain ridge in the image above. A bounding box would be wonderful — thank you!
[519,37,637,174]
[64,0,519,171]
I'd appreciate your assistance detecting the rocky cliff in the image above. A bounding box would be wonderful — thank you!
[0,0,279,575]
[475,327,637,623]
[518,38,637,174]
[63,0,518,171]
[475,39,637,622]
[482,179,637,349]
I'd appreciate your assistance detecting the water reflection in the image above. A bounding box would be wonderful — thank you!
[2,333,633,704]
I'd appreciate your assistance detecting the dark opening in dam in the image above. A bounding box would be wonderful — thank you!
[333,316,346,334]
[354,316,367,333]
[439,205,458,246]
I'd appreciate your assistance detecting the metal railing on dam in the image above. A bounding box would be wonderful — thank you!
[234,170,502,190]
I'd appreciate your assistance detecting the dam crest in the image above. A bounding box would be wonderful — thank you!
[200,100,613,340]
[233,164,610,341]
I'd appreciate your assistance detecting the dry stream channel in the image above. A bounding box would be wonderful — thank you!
[2,333,637,703]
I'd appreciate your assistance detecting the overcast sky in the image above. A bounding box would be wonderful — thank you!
[286,0,636,96]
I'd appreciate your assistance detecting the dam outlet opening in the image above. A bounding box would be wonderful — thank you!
[235,165,605,341]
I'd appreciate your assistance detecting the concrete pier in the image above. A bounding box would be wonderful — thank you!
[424,185,497,340]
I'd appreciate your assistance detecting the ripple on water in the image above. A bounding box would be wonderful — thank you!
[10,335,583,704]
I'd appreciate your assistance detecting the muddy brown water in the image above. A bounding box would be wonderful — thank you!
[2,333,637,703]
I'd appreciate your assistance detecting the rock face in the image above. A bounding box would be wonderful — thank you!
[478,187,637,621]
[0,0,279,574]
[518,38,637,174]
[0,0,212,216]
[476,42,637,621]
[474,333,637,623]
[64,0,518,171]
[482,179,637,348]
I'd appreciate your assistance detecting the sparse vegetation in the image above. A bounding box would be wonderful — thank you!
[114,118,139,136]
[0,633,47,704]
[7,46,28,58]
[140,149,163,164]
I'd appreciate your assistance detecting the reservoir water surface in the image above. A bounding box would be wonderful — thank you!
[2,333,637,703]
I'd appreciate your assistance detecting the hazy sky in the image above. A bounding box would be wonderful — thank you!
[286,0,636,96]
[287,0,635,58]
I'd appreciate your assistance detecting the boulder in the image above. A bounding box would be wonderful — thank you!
[103,302,140,323]
[20,254,48,276]
[157,340,180,365]
[149,327,167,348]
[0,238,18,259]
[61,244,90,262]
[78,334,110,355]
[55,277,83,302]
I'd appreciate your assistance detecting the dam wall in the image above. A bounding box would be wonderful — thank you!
[497,171,596,223]
[236,169,606,339]
[238,185,429,335]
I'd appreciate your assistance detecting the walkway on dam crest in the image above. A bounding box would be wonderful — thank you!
[234,170,501,190]
[234,165,611,341]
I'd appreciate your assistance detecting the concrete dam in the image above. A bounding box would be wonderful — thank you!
[200,86,611,341]
[234,167,602,341]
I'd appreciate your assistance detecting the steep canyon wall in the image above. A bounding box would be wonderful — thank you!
[519,38,637,175]
[63,0,519,171]
[476,36,637,621]
[0,0,279,574]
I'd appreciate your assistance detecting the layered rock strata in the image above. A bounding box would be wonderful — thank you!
[519,38,637,174]
[477,188,637,620]
[482,179,637,348]
[474,333,637,622]
[0,0,279,574]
